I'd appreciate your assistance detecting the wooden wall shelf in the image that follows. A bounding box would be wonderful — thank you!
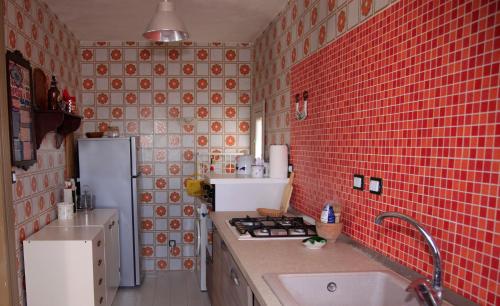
[35,110,82,149]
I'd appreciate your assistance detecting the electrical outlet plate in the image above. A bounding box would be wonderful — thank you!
[353,174,364,190]
[369,177,382,194]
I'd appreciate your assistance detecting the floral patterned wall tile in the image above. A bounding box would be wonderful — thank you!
[4,0,80,303]
[79,41,253,271]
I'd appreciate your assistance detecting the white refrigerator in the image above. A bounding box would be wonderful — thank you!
[78,137,142,287]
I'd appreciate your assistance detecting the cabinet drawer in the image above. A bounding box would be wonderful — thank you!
[227,258,251,305]
[94,269,106,306]
[221,240,252,306]
[206,249,214,297]
[93,231,105,267]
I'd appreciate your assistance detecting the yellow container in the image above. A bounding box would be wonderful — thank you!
[186,177,203,196]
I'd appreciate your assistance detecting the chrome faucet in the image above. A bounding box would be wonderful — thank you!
[375,212,443,306]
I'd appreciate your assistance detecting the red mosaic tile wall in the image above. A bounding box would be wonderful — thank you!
[290,0,499,305]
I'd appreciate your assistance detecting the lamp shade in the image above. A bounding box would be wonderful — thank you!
[143,0,189,42]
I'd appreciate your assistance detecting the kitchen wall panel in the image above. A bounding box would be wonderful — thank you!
[3,0,80,304]
[79,41,252,271]
[253,0,395,157]
[289,0,498,305]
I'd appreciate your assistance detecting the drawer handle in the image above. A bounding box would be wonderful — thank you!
[230,268,240,287]
[97,240,102,247]
[98,278,103,285]
[99,297,104,304]
[98,259,103,266]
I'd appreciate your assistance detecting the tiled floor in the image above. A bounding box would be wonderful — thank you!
[112,271,211,306]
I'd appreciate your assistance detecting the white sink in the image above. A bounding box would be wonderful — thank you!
[263,271,421,306]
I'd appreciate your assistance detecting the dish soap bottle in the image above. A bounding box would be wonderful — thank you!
[321,203,330,223]
[328,205,336,224]
[321,202,336,224]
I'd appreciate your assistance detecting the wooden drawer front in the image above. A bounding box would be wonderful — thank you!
[206,249,214,302]
[221,240,252,306]
[227,255,251,306]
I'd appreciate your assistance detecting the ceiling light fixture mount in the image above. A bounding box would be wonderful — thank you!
[143,0,189,42]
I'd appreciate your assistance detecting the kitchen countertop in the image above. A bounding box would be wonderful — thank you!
[48,208,117,227]
[205,173,289,184]
[25,226,102,241]
[210,211,393,306]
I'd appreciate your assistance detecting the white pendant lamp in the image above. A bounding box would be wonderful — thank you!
[143,0,189,42]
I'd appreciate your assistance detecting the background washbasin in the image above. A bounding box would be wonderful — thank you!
[263,271,422,306]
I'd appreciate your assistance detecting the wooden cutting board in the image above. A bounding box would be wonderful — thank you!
[257,173,294,217]
[33,68,48,111]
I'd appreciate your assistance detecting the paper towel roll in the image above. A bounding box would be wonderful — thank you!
[269,145,288,179]
[63,189,73,204]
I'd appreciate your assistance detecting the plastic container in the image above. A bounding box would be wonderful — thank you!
[320,203,331,223]
[236,155,255,175]
[57,202,74,220]
[106,126,120,138]
[251,165,264,178]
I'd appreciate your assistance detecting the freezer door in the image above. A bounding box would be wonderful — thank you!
[78,138,139,287]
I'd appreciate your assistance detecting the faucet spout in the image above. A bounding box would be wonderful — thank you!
[375,212,442,305]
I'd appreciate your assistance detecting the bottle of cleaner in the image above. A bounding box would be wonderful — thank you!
[328,205,336,224]
[321,203,330,223]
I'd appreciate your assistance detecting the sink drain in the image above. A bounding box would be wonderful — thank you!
[327,282,337,293]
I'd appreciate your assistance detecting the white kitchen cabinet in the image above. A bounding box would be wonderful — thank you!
[48,209,120,306]
[205,173,288,211]
[24,227,106,306]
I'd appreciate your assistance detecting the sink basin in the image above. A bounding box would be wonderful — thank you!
[263,271,421,306]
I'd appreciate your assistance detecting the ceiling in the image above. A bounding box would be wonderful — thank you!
[44,0,287,43]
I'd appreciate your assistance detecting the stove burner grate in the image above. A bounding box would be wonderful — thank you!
[229,216,316,238]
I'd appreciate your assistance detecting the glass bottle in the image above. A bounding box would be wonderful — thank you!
[47,76,60,111]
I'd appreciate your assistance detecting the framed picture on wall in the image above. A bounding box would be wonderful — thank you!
[5,50,37,170]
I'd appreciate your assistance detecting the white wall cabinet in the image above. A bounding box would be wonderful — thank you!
[24,227,106,306]
[24,209,120,306]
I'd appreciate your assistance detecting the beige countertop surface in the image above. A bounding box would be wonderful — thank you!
[48,208,117,227]
[210,211,394,306]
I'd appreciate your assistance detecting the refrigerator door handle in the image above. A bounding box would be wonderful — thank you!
[130,137,139,177]
[195,219,201,256]
[131,177,141,285]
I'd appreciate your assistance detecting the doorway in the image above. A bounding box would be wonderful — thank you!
[0,2,19,304]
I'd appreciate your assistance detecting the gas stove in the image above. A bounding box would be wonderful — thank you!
[227,216,316,240]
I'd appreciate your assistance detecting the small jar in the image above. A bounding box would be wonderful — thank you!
[106,126,119,138]
[251,165,265,178]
